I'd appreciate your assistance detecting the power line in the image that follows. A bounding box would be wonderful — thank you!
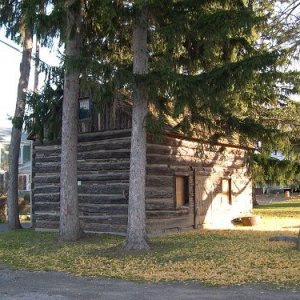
[0,39,22,53]
[0,38,53,67]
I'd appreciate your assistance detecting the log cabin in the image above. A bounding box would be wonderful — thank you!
[31,97,253,235]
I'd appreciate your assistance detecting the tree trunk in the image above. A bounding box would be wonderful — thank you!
[297,230,300,250]
[124,6,149,251]
[7,27,33,230]
[252,185,259,207]
[34,36,40,92]
[59,0,82,241]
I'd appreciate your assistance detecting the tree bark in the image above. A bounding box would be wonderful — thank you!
[252,185,259,207]
[124,6,149,250]
[7,27,33,230]
[34,37,40,92]
[297,230,300,250]
[59,0,82,241]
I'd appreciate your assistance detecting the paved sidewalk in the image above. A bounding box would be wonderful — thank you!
[0,267,300,300]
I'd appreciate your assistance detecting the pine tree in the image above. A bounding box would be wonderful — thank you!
[59,0,83,241]
[0,0,37,229]
[124,3,149,251]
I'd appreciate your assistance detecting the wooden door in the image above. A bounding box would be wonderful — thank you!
[194,172,213,227]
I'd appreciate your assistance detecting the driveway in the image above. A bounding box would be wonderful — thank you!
[0,266,300,300]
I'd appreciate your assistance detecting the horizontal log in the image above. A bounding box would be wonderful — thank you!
[81,222,127,234]
[34,186,59,194]
[147,143,199,157]
[78,151,130,161]
[146,198,174,210]
[201,160,245,168]
[146,208,190,219]
[35,220,59,230]
[147,154,197,166]
[78,161,130,172]
[147,153,244,168]
[146,165,173,176]
[33,202,59,212]
[34,156,61,163]
[78,180,129,186]
[33,175,60,184]
[33,193,60,203]
[169,165,192,173]
[147,137,245,156]
[78,183,128,194]
[78,139,131,152]
[78,172,129,182]
[146,187,173,199]
[147,215,194,234]
[146,175,173,188]
[79,204,128,214]
[34,163,60,173]
[34,213,59,222]
[80,215,128,225]
[34,138,131,157]
[34,213,128,225]
[79,194,127,204]
[34,144,60,152]
[78,129,131,142]
[33,172,130,184]
[34,160,130,173]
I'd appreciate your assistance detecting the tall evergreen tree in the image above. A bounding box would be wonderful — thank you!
[8,26,33,230]
[125,3,149,250]
[59,0,83,241]
[0,0,37,229]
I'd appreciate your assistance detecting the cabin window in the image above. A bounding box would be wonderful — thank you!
[79,97,92,120]
[23,145,31,163]
[222,178,232,205]
[175,176,189,208]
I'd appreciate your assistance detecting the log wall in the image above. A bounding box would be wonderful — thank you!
[32,129,252,235]
[32,129,131,235]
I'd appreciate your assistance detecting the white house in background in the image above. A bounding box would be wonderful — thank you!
[0,127,10,173]
[0,127,32,192]
[18,132,32,192]
[270,150,285,161]
[262,149,299,194]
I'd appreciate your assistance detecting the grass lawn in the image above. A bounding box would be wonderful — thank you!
[254,198,300,218]
[0,199,299,287]
[250,196,300,233]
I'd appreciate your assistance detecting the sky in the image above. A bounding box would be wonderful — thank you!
[0,29,60,130]
[0,34,22,129]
